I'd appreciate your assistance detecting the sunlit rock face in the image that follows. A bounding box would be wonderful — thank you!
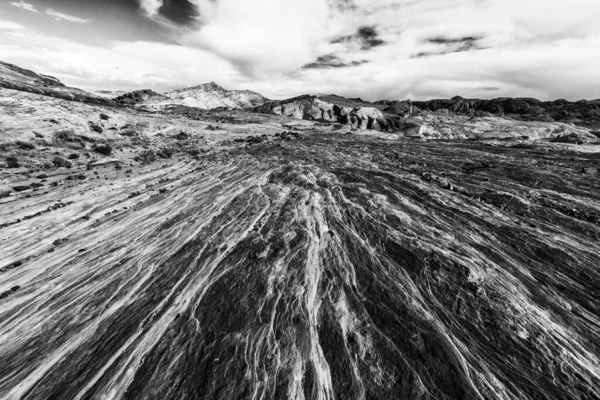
[253,96,388,130]
[2,130,599,399]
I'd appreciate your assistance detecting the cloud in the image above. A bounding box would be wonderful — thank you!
[178,0,333,77]
[302,54,367,69]
[46,8,92,24]
[0,20,26,31]
[412,35,484,58]
[137,0,199,28]
[9,1,38,13]
[0,26,241,93]
[4,0,600,102]
[331,26,387,50]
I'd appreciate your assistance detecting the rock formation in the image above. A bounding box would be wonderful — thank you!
[412,96,600,125]
[252,95,392,131]
[0,61,113,106]
[141,82,269,110]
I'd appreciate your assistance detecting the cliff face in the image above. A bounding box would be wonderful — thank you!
[252,96,392,131]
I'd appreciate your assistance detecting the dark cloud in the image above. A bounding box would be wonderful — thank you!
[412,35,484,58]
[427,36,481,45]
[328,0,358,12]
[158,0,199,26]
[331,26,386,50]
[302,54,367,69]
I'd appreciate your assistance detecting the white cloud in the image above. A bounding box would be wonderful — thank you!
[9,1,38,13]
[0,27,241,93]
[151,0,600,100]
[3,0,600,101]
[179,0,334,77]
[46,8,92,24]
[0,20,25,31]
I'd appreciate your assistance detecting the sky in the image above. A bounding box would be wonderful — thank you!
[1,0,599,101]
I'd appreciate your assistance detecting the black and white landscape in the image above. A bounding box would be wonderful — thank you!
[1,1,600,399]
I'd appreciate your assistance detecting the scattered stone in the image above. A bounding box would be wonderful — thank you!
[88,122,103,133]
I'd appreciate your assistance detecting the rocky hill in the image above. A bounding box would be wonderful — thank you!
[113,89,170,106]
[252,95,395,131]
[137,82,268,110]
[0,61,113,106]
[251,94,599,141]
[411,96,600,127]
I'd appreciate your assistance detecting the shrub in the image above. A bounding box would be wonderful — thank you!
[93,143,112,156]
[68,153,80,160]
[52,156,72,168]
[15,140,36,150]
[134,150,157,164]
[6,156,20,168]
[156,147,174,159]
[120,129,139,137]
[99,113,110,120]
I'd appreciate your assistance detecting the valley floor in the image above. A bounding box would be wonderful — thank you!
[1,89,600,399]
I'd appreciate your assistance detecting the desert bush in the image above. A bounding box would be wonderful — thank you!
[34,139,52,147]
[93,143,112,156]
[156,147,174,159]
[68,153,80,160]
[15,140,36,150]
[134,149,157,164]
[53,130,96,149]
[52,156,72,168]
[99,113,110,120]
[120,129,139,137]
[5,156,20,168]
[0,143,10,152]
[54,129,78,142]
[0,190,11,198]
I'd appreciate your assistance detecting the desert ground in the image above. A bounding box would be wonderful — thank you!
[1,84,600,400]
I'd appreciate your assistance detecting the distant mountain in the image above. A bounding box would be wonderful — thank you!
[113,89,170,106]
[138,82,268,110]
[0,61,112,105]
[411,96,600,126]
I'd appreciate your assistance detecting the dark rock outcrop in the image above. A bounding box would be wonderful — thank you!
[412,96,600,124]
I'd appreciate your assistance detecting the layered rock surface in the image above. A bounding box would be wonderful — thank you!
[1,83,600,400]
